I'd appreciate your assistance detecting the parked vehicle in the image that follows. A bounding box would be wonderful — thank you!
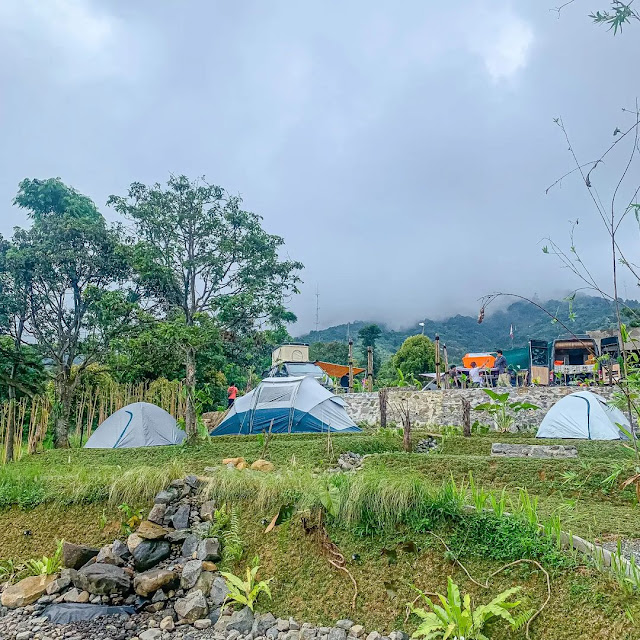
[551,335,598,385]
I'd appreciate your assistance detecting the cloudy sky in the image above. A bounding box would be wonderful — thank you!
[1,0,639,332]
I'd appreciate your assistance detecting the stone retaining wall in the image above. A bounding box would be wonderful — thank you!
[342,387,616,430]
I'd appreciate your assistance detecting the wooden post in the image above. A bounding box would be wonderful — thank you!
[367,346,374,391]
[378,388,388,428]
[443,344,449,389]
[462,398,471,437]
[435,334,441,388]
[348,339,354,393]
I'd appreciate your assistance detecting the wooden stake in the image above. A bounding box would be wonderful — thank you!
[443,344,449,389]
[348,339,354,393]
[367,346,374,391]
[462,398,471,437]
[378,388,388,428]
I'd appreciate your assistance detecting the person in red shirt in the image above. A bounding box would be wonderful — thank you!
[227,383,239,408]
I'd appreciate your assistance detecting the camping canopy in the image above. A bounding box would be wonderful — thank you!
[85,402,186,448]
[212,376,361,436]
[536,391,629,440]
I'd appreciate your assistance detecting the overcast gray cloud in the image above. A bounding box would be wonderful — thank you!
[1,0,638,332]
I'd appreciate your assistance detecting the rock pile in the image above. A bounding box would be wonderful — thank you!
[414,438,438,454]
[332,453,363,473]
[0,472,406,640]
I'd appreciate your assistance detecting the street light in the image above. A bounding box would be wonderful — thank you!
[418,322,425,335]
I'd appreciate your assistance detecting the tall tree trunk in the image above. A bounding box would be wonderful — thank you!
[54,376,72,449]
[6,364,16,462]
[185,347,197,441]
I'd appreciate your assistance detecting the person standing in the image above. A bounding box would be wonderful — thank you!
[469,362,483,387]
[227,383,239,408]
[495,350,509,387]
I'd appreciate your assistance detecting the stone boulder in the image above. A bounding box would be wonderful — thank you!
[137,520,168,540]
[181,534,199,559]
[147,502,167,525]
[74,563,131,596]
[254,612,277,636]
[127,533,144,554]
[200,501,216,521]
[174,589,209,622]
[62,542,99,570]
[154,488,179,504]
[227,606,255,634]
[180,560,203,590]
[46,569,74,595]
[96,544,125,567]
[134,568,179,598]
[196,538,220,562]
[1,575,55,608]
[250,459,275,472]
[222,457,246,467]
[171,504,191,531]
[210,575,229,605]
[133,540,171,572]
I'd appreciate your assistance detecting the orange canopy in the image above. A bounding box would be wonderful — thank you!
[315,361,365,379]
[461,353,496,369]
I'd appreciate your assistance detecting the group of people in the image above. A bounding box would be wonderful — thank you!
[447,350,510,388]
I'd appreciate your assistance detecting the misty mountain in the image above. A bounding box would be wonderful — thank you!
[296,295,639,362]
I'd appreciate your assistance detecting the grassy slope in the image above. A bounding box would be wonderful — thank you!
[0,432,638,639]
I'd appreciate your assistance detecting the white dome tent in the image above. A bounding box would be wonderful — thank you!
[85,402,186,448]
[536,391,629,440]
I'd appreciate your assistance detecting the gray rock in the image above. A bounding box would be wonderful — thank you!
[16,632,31,640]
[200,501,216,521]
[61,542,99,570]
[139,630,162,640]
[171,504,191,531]
[181,560,203,590]
[289,619,301,631]
[349,626,365,638]
[196,538,221,562]
[192,522,212,538]
[195,618,212,630]
[214,615,232,632]
[336,621,354,631]
[194,570,214,594]
[389,633,407,640]
[174,589,209,622]
[185,475,200,489]
[302,628,317,639]
[73,564,131,596]
[133,540,171,572]
[266,626,280,639]
[210,576,230,606]
[227,607,255,634]
[285,632,300,640]
[366,633,381,640]
[154,488,179,504]
[45,570,73,596]
[148,503,167,525]
[167,529,191,544]
[277,619,290,632]
[96,544,125,567]
[254,612,277,636]
[329,629,347,640]
[151,589,167,603]
[181,535,199,559]
[111,539,131,562]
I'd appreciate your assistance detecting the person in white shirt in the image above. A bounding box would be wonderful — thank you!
[469,361,484,386]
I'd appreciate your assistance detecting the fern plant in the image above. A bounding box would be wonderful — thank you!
[222,504,243,563]
[25,540,63,577]
[409,577,525,640]
[220,557,273,611]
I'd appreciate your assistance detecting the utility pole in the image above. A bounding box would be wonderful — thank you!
[348,339,354,393]
[315,284,320,334]
[367,346,374,391]
[435,334,441,388]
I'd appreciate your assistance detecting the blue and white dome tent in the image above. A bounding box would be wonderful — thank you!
[211,376,361,436]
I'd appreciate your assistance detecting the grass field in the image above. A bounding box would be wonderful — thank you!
[0,430,638,639]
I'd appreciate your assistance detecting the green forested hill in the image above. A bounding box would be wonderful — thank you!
[297,295,638,362]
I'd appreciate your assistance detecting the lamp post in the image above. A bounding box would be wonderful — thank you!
[418,322,425,335]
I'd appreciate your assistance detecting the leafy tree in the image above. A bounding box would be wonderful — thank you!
[309,341,349,364]
[108,175,302,439]
[11,178,136,448]
[357,324,382,375]
[391,335,436,380]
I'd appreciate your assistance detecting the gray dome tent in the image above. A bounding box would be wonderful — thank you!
[85,402,186,449]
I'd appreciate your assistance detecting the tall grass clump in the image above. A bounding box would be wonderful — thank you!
[108,460,187,506]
